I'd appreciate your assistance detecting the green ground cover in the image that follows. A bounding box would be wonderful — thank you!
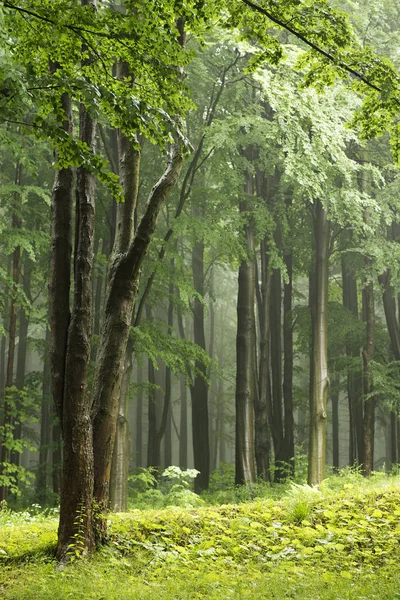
[2,473,400,599]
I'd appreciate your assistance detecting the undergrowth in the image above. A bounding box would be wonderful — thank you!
[1,471,400,598]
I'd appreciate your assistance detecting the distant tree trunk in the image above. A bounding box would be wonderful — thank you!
[109,344,132,511]
[308,199,329,486]
[283,241,294,475]
[341,253,363,465]
[331,373,340,471]
[10,257,31,468]
[37,328,51,504]
[163,278,174,469]
[177,309,188,470]
[362,282,375,476]
[0,163,22,502]
[255,239,271,481]
[235,163,256,486]
[190,237,210,492]
[218,377,227,464]
[270,267,286,481]
[135,362,143,468]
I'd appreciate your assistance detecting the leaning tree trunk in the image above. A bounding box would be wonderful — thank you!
[308,199,330,486]
[235,164,256,486]
[92,140,183,527]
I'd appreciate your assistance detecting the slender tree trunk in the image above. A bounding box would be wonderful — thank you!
[10,257,30,468]
[341,254,363,465]
[308,200,329,486]
[331,373,340,471]
[255,239,271,481]
[283,245,294,475]
[37,328,51,504]
[235,163,256,486]
[179,375,188,469]
[147,336,160,469]
[362,283,375,476]
[163,282,174,468]
[109,346,132,511]
[190,237,210,493]
[270,267,286,481]
[135,362,143,468]
[0,164,23,502]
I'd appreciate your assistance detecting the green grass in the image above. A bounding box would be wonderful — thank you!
[2,474,400,599]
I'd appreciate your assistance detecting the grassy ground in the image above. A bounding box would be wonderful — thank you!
[2,473,400,599]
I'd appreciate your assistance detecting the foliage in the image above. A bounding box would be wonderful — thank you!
[128,466,204,510]
[2,476,400,597]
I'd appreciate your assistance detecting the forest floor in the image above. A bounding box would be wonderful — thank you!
[1,473,400,599]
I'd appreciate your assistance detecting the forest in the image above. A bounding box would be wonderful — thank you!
[1,0,400,597]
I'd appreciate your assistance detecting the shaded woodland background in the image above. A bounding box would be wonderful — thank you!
[1,0,400,520]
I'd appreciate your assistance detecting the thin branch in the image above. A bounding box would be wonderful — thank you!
[241,0,388,95]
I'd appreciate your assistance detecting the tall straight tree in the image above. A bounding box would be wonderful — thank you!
[235,148,256,486]
[308,199,330,486]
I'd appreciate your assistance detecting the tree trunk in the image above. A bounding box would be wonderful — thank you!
[341,254,363,465]
[331,373,340,472]
[135,362,144,468]
[235,164,256,486]
[37,328,51,504]
[57,100,96,560]
[109,346,132,511]
[0,164,23,502]
[10,257,30,468]
[270,266,286,481]
[308,199,329,486]
[92,140,181,519]
[190,238,210,493]
[283,244,294,475]
[179,375,188,469]
[255,239,271,481]
[362,283,375,476]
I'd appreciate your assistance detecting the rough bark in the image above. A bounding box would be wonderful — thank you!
[57,100,96,560]
[308,199,329,486]
[49,93,73,431]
